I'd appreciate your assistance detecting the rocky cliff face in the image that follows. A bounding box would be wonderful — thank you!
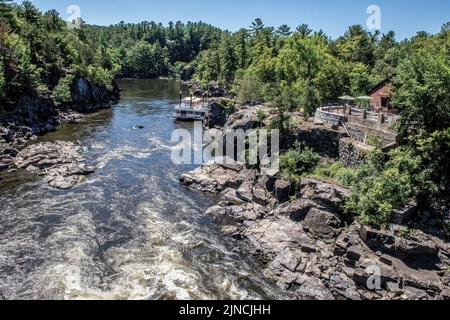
[180,66,195,82]
[70,78,120,111]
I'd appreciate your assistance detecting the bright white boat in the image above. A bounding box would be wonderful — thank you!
[173,97,209,121]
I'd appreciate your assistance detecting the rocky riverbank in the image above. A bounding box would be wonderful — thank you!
[0,77,120,187]
[180,102,450,300]
[181,161,450,300]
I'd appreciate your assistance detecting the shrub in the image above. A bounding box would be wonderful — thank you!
[280,144,320,183]
[257,109,268,122]
[223,99,236,113]
[366,134,384,148]
[313,161,357,187]
[85,66,114,87]
[51,75,75,106]
[415,128,450,205]
[344,148,421,227]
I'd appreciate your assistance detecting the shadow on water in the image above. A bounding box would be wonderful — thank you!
[0,79,288,300]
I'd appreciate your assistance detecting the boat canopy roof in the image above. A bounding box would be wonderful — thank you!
[182,97,203,104]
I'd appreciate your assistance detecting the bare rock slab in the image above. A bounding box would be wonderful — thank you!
[14,141,93,189]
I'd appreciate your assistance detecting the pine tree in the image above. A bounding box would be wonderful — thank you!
[219,35,237,83]
[296,24,312,38]
[276,24,292,37]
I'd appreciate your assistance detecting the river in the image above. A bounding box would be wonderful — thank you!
[0,79,287,300]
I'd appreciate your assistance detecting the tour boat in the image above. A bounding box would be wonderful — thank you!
[173,96,209,122]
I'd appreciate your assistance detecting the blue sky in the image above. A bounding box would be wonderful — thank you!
[16,0,450,39]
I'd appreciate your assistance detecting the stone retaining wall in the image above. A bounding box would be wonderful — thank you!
[314,108,345,126]
[345,123,397,145]
[298,126,344,159]
[315,106,398,148]
[339,138,372,167]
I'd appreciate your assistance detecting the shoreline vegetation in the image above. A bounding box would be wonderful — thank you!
[1,0,450,300]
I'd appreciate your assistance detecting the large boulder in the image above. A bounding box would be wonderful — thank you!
[271,199,317,222]
[245,216,306,253]
[71,77,119,109]
[2,147,19,157]
[299,178,350,212]
[0,162,9,171]
[303,208,341,239]
[207,101,233,128]
[257,174,276,193]
[224,108,263,131]
[180,161,259,195]
[274,179,292,203]
[293,274,335,300]
[72,78,92,103]
[206,202,265,224]
[15,94,57,126]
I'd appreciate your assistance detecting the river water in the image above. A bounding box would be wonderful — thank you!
[0,79,286,300]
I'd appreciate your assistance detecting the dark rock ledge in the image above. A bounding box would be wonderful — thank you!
[181,162,450,300]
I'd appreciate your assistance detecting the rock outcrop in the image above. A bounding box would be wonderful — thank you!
[180,66,195,82]
[206,100,235,128]
[224,107,264,131]
[71,78,120,111]
[14,141,94,189]
[181,162,450,300]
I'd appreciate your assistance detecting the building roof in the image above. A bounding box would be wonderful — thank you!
[369,79,393,95]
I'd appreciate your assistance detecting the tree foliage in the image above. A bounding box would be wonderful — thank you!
[280,144,320,184]
[83,20,223,78]
[0,1,121,109]
[192,18,405,116]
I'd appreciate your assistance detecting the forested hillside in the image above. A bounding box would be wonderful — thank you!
[0,0,122,110]
[2,0,447,116]
[84,21,223,78]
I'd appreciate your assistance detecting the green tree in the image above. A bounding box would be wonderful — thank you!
[124,41,169,78]
[233,70,264,103]
[276,24,292,37]
[344,149,421,227]
[0,0,13,23]
[266,81,298,135]
[296,24,312,38]
[43,9,64,32]
[234,28,249,69]
[280,144,320,183]
[349,63,372,96]
[219,35,237,83]
[335,25,376,66]
[51,74,74,105]
[415,129,450,206]
[250,18,265,36]
[393,47,450,138]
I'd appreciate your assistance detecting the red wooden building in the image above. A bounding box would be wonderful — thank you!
[370,80,394,113]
